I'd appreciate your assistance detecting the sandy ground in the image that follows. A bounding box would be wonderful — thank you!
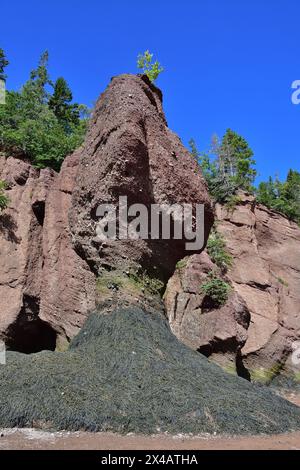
[0,428,300,450]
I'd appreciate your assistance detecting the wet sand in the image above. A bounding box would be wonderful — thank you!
[0,428,300,450]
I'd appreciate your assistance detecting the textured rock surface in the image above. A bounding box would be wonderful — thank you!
[69,74,214,282]
[217,193,300,383]
[164,252,250,373]
[165,193,300,383]
[0,154,95,351]
[0,74,213,350]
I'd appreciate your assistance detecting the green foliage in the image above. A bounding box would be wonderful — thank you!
[219,129,256,192]
[49,77,80,129]
[224,194,242,212]
[0,52,88,170]
[189,138,213,182]
[176,258,188,270]
[0,180,9,211]
[206,229,232,272]
[189,130,256,203]
[96,268,164,298]
[257,170,300,225]
[277,277,288,287]
[137,50,164,82]
[200,272,231,307]
[0,48,9,81]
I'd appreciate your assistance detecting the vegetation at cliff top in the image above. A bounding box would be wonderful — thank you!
[0,49,89,171]
[256,169,300,225]
[189,129,257,204]
[190,134,300,225]
[137,50,164,83]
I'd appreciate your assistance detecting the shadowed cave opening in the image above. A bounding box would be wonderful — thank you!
[6,295,57,354]
[32,200,45,226]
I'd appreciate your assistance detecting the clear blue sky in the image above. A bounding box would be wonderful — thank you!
[1,0,300,183]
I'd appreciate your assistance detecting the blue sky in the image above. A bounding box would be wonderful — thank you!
[1,0,300,183]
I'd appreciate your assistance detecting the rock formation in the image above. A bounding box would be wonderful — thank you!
[165,192,300,384]
[0,73,300,436]
[164,251,251,375]
[69,74,213,281]
[0,74,299,387]
[0,153,95,352]
[0,74,213,352]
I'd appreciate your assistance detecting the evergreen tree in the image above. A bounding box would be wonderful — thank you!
[257,170,300,225]
[256,176,277,207]
[189,130,256,203]
[20,51,52,120]
[0,48,9,81]
[0,51,87,171]
[218,129,257,191]
[49,77,80,129]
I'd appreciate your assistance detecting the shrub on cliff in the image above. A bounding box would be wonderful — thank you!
[0,50,88,171]
[0,180,9,211]
[206,228,232,272]
[200,272,231,306]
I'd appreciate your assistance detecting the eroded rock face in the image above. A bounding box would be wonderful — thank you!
[69,74,214,283]
[0,154,95,351]
[0,74,213,350]
[164,252,250,373]
[165,193,300,384]
[216,193,300,383]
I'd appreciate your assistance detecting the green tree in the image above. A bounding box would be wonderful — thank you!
[0,52,87,171]
[137,50,164,82]
[218,129,257,192]
[22,51,51,110]
[190,130,257,203]
[188,138,214,183]
[256,170,300,225]
[256,177,277,207]
[49,77,80,129]
[0,48,9,81]
[189,137,238,203]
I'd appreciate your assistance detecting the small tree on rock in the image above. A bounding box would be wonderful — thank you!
[137,50,164,82]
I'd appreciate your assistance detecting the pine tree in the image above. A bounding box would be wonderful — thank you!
[49,77,80,128]
[257,177,276,207]
[0,51,87,170]
[0,48,9,81]
[20,51,52,121]
[219,129,257,191]
[257,170,300,225]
